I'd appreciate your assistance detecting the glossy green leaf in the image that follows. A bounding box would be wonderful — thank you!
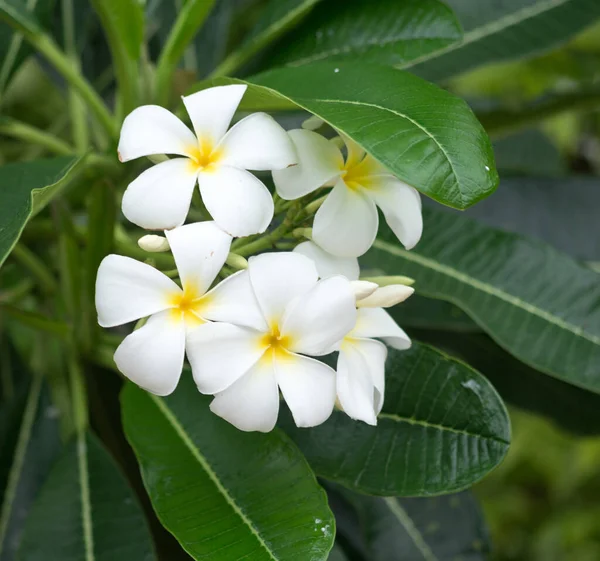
[219,63,498,209]
[411,328,600,436]
[355,490,489,560]
[121,374,335,561]
[363,206,600,394]
[280,344,510,497]
[405,0,600,81]
[0,156,83,269]
[0,0,53,94]
[17,431,156,561]
[264,0,461,69]
[0,373,61,560]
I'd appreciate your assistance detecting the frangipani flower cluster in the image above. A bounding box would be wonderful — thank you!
[96,85,422,432]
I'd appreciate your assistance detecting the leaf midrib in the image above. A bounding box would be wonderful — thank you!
[149,395,279,561]
[77,434,95,561]
[374,239,600,347]
[402,0,570,68]
[383,498,437,561]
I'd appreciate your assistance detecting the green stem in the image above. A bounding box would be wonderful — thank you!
[11,244,57,294]
[0,117,75,155]
[235,219,294,257]
[0,3,118,138]
[480,86,600,139]
[0,305,71,338]
[68,351,88,433]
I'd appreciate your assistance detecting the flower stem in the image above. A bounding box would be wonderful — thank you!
[11,244,57,294]
[0,117,75,155]
[0,304,71,338]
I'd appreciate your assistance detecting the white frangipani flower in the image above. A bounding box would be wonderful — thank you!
[186,252,357,433]
[293,239,412,425]
[273,129,423,257]
[118,84,297,237]
[94,221,252,396]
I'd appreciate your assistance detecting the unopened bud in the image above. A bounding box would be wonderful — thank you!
[292,227,313,240]
[350,280,378,301]
[357,285,414,308]
[138,234,170,253]
[330,136,345,149]
[301,115,324,131]
[147,154,169,165]
[226,252,248,270]
[361,275,415,287]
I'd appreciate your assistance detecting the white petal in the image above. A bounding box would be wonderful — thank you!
[114,311,185,396]
[210,357,279,432]
[354,337,388,414]
[357,285,415,308]
[272,129,343,200]
[282,276,356,356]
[164,221,231,296]
[186,322,265,394]
[122,159,197,230]
[337,343,377,425]
[182,85,247,145]
[293,240,359,280]
[95,255,177,328]
[341,134,366,169]
[118,105,197,161]
[248,252,317,325]
[368,177,423,250]
[198,166,274,237]
[313,180,378,257]
[351,308,411,350]
[202,270,268,331]
[218,113,297,171]
[275,352,336,428]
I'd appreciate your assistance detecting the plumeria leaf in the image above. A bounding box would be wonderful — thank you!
[280,343,510,496]
[0,156,84,269]
[263,0,462,69]
[0,0,53,93]
[17,431,156,561]
[411,328,600,436]
[404,0,600,81]
[121,374,336,561]
[206,63,498,210]
[0,371,61,559]
[363,206,600,394]
[330,484,491,561]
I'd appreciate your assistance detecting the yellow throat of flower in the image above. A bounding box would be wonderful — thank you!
[186,138,223,172]
[259,323,292,360]
[168,283,209,325]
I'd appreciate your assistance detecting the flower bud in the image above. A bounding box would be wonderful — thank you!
[138,234,170,253]
[357,285,414,309]
[350,280,378,301]
[301,115,324,131]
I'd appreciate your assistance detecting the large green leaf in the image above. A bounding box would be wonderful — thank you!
[264,0,461,69]
[0,372,61,560]
[405,0,600,81]
[121,374,335,561]
[363,207,600,394]
[280,344,510,497]
[0,0,54,94]
[336,486,490,561]
[214,63,498,209]
[411,328,600,436]
[17,431,156,561]
[0,156,83,269]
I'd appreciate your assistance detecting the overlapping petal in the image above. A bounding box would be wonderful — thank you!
[202,270,267,331]
[248,253,318,325]
[118,105,197,161]
[293,241,359,281]
[95,255,178,327]
[352,308,411,350]
[121,158,198,230]
[313,179,378,257]
[198,166,274,237]
[367,177,423,250]
[186,322,266,394]
[282,276,356,356]
[219,113,297,171]
[165,221,231,295]
[272,129,343,200]
[356,337,387,415]
[210,357,279,433]
[275,352,336,428]
[114,311,186,396]
[182,85,247,145]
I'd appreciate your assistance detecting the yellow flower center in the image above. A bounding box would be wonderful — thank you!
[340,151,381,192]
[186,138,223,173]
[259,324,292,360]
[168,283,209,325]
